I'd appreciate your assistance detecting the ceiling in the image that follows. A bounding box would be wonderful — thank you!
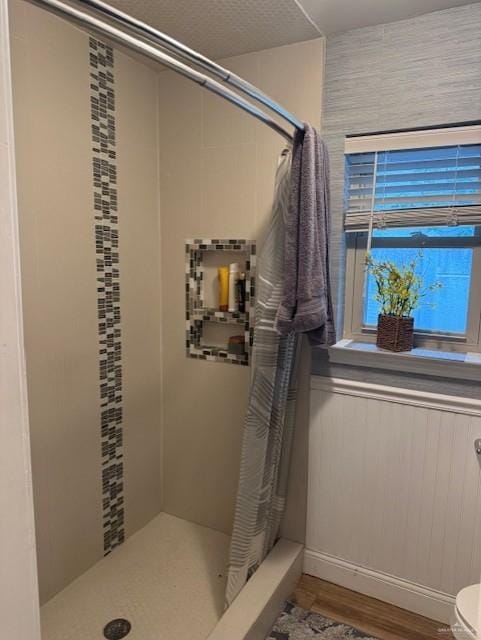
[299,0,478,36]
[107,0,320,60]
[107,0,478,60]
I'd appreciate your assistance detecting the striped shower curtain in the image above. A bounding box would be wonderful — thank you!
[225,150,302,606]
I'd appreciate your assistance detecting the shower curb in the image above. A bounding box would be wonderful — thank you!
[208,539,303,640]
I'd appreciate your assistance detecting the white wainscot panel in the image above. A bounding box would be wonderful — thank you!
[306,377,481,623]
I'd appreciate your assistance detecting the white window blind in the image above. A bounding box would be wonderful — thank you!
[344,126,481,233]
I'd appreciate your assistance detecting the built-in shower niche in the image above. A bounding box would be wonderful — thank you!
[185,239,256,365]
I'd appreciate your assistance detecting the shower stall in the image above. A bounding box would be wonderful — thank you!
[2,0,322,637]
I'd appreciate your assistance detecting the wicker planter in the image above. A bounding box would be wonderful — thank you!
[376,314,414,352]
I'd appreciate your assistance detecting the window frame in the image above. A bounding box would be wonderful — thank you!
[344,228,481,353]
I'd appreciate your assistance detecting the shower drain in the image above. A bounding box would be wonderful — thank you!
[103,618,131,640]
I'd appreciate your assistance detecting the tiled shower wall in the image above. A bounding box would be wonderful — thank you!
[9,1,324,603]
[157,38,324,536]
[9,0,161,602]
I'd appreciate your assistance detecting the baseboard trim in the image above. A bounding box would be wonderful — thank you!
[208,539,303,640]
[304,549,455,624]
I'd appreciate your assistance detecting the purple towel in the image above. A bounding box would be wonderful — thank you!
[275,124,336,346]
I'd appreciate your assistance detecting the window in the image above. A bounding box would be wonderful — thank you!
[343,125,481,352]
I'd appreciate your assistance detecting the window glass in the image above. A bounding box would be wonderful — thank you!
[364,227,474,334]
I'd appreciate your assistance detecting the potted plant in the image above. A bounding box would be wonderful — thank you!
[365,253,442,352]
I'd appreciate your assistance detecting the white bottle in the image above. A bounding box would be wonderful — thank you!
[228,263,240,312]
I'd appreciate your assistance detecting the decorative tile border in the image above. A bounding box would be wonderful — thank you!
[185,239,256,366]
[90,38,124,554]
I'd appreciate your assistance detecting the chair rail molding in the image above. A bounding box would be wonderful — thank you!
[311,376,481,417]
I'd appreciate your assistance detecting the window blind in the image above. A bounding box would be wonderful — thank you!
[344,142,481,233]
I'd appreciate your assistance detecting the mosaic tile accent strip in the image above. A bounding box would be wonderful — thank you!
[89,38,124,555]
[185,239,256,366]
[267,602,378,639]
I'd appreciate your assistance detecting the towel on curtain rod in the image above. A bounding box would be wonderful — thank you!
[275,123,336,346]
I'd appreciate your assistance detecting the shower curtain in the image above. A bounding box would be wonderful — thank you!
[225,150,303,606]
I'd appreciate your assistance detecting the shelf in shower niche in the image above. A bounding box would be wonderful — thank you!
[189,344,248,366]
[185,238,256,366]
[191,308,248,325]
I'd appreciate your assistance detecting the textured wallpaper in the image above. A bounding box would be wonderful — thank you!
[315,2,481,396]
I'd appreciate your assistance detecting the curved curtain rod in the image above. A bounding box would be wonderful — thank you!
[73,0,305,134]
[26,0,298,143]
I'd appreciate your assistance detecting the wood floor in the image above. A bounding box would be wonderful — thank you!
[292,574,454,640]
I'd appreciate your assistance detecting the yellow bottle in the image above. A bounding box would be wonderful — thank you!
[218,266,229,311]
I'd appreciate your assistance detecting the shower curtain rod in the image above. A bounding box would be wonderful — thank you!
[74,0,305,134]
[26,0,299,143]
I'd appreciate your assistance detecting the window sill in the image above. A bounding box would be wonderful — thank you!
[329,339,481,382]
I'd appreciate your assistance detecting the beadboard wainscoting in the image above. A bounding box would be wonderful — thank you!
[306,377,481,624]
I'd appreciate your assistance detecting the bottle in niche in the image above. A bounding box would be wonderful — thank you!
[236,272,246,313]
[228,263,239,312]
[228,334,245,355]
[218,266,229,312]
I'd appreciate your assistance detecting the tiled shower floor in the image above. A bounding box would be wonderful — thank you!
[41,513,230,640]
